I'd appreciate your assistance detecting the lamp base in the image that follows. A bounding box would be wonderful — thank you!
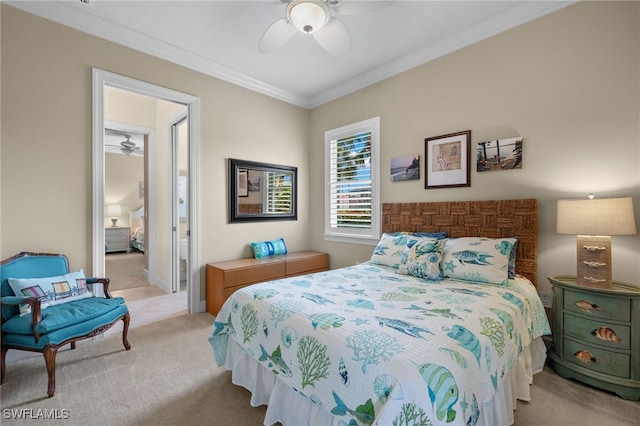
[111,218,118,227]
[576,235,612,288]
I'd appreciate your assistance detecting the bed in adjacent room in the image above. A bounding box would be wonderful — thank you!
[208,199,550,426]
[129,206,145,253]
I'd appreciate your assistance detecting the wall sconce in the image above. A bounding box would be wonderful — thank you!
[557,195,637,288]
[106,204,122,227]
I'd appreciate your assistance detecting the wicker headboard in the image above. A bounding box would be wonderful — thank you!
[382,199,538,287]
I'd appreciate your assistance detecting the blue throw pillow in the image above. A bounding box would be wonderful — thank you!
[251,238,288,259]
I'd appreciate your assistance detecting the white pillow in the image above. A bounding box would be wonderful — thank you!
[442,237,517,286]
[8,270,94,316]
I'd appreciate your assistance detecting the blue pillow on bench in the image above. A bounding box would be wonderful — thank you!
[251,238,287,259]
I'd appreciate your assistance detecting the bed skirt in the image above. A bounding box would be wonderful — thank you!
[223,336,547,426]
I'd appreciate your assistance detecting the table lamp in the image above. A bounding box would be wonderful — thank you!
[557,195,636,288]
[107,204,122,227]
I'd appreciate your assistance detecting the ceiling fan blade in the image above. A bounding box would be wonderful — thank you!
[330,1,395,16]
[313,17,350,58]
[258,18,297,53]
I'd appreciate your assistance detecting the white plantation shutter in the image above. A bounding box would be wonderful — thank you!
[329,132,372,228]
[264,171,292,213]
[324,117,380,244]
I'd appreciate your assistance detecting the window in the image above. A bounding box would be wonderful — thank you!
[264,171,292,213]
[324,117,380,245]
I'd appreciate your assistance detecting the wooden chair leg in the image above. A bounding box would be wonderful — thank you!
[43,345,57,397]
[1,346,7,384]
[122,311,131,350]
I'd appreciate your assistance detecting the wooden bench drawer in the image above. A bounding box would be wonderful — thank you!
[285,252,329,276]
[206,251,329,316]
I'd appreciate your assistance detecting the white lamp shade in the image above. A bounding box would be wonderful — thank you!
[288,1,328,34]
[106,204,122,217]
[557,196,637,236]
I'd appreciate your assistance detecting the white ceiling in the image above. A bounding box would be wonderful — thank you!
[9,1,575,108]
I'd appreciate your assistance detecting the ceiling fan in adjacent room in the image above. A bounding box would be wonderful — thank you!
[259,0,393,58]
[105,131,144,157]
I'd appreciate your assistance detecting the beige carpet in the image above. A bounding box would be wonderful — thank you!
[105,251,149,291]
[1,312,638,425]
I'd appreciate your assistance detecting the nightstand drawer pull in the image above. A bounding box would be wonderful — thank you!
[575,299,604,312]
[574,350,598,364]
[591,326,622,343]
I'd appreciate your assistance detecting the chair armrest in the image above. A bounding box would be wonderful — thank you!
[0,296,42,339]
[1,295,33,305]
[87,277,113,298]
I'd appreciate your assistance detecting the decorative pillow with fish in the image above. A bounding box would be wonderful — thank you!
[370,232,447,269]
[507,240,519,279]
[441,237,518,286]
[396,238,446,280]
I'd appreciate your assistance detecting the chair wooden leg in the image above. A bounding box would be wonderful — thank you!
[71,342,76,350]
[43,345,57,397]
[122,311,131,350]
[1,346,7,384]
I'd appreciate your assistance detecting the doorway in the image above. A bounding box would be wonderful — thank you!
[92,69,201,314]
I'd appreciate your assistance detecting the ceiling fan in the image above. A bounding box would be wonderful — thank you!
[105,134,143,156]
[259,0,394,58]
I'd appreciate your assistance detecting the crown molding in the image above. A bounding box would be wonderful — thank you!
[7,1,575,110]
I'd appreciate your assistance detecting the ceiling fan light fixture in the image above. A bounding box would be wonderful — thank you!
[287,0,328,34]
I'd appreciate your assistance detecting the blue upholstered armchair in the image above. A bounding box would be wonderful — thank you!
[1,252,131,397]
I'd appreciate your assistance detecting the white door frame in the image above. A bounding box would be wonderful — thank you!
[92,68,201,313]
[169,112,188,294]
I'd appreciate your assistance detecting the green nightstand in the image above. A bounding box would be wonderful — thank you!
[548,275,640,400]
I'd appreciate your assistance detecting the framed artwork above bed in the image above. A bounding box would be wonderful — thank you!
[425,130,471,189]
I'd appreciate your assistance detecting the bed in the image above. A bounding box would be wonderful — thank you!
[208,199,550,426]
[129,206,145,253]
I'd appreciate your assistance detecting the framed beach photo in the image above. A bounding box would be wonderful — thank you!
[390,154,420,182]
[477,136,524,172]
[425,130,471,189]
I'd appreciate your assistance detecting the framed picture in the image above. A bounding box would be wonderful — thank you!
[390,155,420,182]
[425,130,471,189]
[237,170,248,197]
[477,136,523,172]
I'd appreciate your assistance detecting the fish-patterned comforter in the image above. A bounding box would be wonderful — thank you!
[209,262,550,426]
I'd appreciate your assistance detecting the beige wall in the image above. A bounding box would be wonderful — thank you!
[309,1,640,293]
[0,6,311,301]
[1,2,639,304]
[104,87,155,228]
[105,153,144,227]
